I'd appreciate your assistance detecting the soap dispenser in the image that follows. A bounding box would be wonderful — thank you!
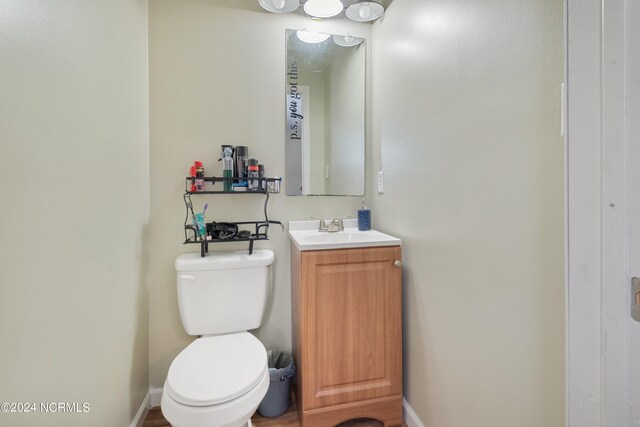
[358,199,371,231]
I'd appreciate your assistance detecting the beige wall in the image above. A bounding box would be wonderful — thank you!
[148,0,371,387]
[0,0,150,426]
[371,0,565,426]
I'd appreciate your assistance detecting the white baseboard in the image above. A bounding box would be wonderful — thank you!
[403,398,426,427]
[150,386,163,408]
[148,386,421,426]
[130,389,151,427]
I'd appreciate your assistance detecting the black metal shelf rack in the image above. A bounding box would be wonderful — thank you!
[184,176,283,257]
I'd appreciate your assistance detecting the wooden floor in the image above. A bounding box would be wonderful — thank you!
[143,395,406,427]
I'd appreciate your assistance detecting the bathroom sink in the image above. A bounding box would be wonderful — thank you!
[288,219,401,251]
[301,232,382,244]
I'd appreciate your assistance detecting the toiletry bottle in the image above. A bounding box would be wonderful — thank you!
[222,147,233,191]
[235,146,249,186]
[358,199,371,231]
[189,165,197,192]
[219,145,234,185]
[194,161,205,192]
[258,164,265,191]
[247,159,260,191]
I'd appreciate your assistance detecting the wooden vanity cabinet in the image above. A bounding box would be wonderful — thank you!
[291,245,403,427]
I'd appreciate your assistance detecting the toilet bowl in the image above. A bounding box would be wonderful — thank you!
[161,333,269,427]
[161,250,275,427]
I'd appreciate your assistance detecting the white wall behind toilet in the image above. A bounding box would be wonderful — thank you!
[372,0,564,426]
[148,0,372,388]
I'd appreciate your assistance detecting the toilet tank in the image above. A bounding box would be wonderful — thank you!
[175,250,274,336]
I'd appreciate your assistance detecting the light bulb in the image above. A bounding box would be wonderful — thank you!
[359,5,371,19]
[345,2,384,22]
[303,0,343,18]
[297,31,330,43]
[258,0,299,14]
[332,35,364,47]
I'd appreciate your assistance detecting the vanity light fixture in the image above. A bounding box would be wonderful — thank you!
[258,0,300,14]
[303,0,344,19]
[345,1,384,22]
[296,30,331,43]
[258,0,385,22]
[332,35,364,47]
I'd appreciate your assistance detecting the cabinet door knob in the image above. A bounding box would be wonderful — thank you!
[394,260,402,268]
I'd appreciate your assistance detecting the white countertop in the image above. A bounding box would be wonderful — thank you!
[288,219,402,251]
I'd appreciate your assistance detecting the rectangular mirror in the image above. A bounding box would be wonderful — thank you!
[285,29,365,196]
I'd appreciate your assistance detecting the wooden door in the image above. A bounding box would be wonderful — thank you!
[299,246,402,410]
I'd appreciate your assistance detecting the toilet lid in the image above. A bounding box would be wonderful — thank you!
[165,333,267,406]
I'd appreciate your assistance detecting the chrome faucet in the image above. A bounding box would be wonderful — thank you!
[313,217,351,233]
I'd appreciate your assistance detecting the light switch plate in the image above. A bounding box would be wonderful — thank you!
[633,277,640,322]
[561,82,566,137]
[377,171,384,193]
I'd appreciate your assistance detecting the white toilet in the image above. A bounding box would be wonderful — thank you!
[161,249,275,427]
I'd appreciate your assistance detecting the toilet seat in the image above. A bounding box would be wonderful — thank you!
[165,332,267,407]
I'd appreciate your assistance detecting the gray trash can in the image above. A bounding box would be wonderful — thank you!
[257,350,296,417]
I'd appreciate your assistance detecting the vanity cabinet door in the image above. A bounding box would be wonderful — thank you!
[299,246,402,410]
